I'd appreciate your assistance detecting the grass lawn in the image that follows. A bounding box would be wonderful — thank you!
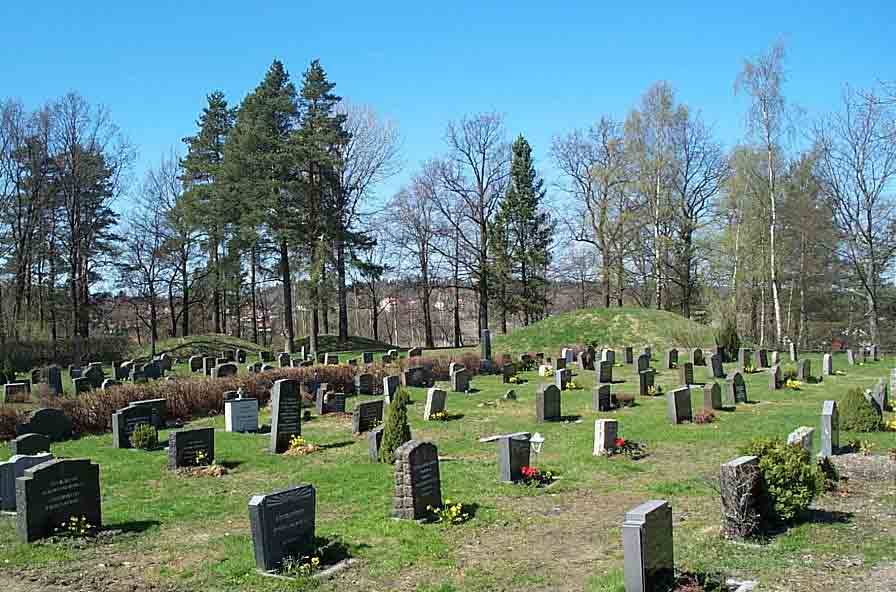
[1,351,894,592]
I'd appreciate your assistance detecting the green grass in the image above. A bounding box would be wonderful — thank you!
[488,307,718,355]
[1,350,894,591]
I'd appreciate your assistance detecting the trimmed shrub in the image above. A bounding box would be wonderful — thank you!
[740,437,824,523]
[715,317,740,363]
[129,423,158,450]
[379,388,412,463]
[839,387,882,432]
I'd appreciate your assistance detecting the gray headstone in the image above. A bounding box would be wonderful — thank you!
[846,349,855,365]
[666,387,693,424]
[168,428,214,470]
[392,441,442,520]
[451,369,470,393]
[797,359,811,382]
[555,367,570,390]
[769,365,781,390]
[368,425,385,461]
[789,342,798,362]
[719,456,761,539]
[820,400,838,458]
[270,379,302,453]
[787,426,814,455]
[703,383,722,411]
[15,458,101,542]
[497,433,531,482]
[622,500,674,592]
[822,354,833,376]
[249,484,316,572]
[226,397,259,433]
[0,453,53,512]
[128,398,167,429]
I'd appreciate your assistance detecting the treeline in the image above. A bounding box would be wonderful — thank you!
[2,44,895,355]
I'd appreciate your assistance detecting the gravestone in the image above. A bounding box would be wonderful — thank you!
[355,373,375,396]
[871,378,887,413]
[637,353,650,373]
[561,347,574,364]
[450,369,470,393]
[202,356,216,376]
[278,352,290,368]
[10,433,51,456]
[728,371,747,404]
[555,368,570,391]
[127,398,166,429]
[225,396,259,433]
[847,349,855,365]
[15,408,72,441]
[871,344,880,361]
[423,388,447,421]
[598,360,613,384]
[789,342,798,362]
[45,367,63,396]
[703,383,722,411]
[270,379,301,453]
[318,391,346,415]
[392,441,442,520]
[84,365,104,389]
[367,425,385,461]
[249,484,316,572]
[497,433,531,482]
[223,390,238,401]
[259,351,273,363]
[101,379,119,390]
[593,419,619,456]
[666,388,693,424]
[448,362,463,377]
[737,348,752,371]
[758,349,769,368]
[115,362,132,380]
[69,366,82,379]
[664,349,678,369]
[158,354,173,371]
[769,364,782,390]
[797,359,811,382]
[787,426,814,455]
[536,384,561,422]
[212,363,238,379]
[383,375,400,401]
[602,349,616,365]
[822,354,833,376]
[72,377,92,394]
[324,353,339,366]
[710,353,724,379]
[3,383,29,403]
[624,347,634,365]
[15,458,101,542]
[622,500,674,592]
[820,400,838,458]
[501,363,515,384]
[0,453,53,512]
[638,370,655,397]
[593,384,614,412]
[690,348,704,366]
[112,405,156,449]
[168,428,214,469]
[352,399,384,434]
[402,366,429,388]
[678,362,694,387]
[407,347,422,358]
[236,349,247,363]
[554,357,566,371]
[141,361,161,381]
[362,351,374,364]
[719,456,762,539]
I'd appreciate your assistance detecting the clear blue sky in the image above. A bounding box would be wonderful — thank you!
[2,1,893,205]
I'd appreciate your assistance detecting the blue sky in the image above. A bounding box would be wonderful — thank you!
[2,1,893,206]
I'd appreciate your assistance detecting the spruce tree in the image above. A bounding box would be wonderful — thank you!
[379,388,412,463]
[491,135,554,325]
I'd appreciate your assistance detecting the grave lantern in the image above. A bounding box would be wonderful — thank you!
[530,432,545,455]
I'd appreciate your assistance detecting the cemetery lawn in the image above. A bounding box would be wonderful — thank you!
[1,352,894,592]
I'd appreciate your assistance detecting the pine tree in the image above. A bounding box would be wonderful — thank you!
[295,59,350,354]
[491,135,554,326]
[181,91,235,335]
[379,388,412,463]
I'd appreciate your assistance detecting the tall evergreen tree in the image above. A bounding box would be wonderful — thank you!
[181,91,234,335]
[295,59,349,354]
[491,135,553,326]
[224,61,300,351]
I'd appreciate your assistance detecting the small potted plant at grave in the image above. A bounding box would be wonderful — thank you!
[130,423,158,450]
[608,437,647,459]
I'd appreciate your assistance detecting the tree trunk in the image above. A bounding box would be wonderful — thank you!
[212,236,221,334]
[251,245,258,344]
[336,234,349,341]
[653,173,663,309]
[767,144,782,346]
[181,247,190,337]
[279,237,295,353]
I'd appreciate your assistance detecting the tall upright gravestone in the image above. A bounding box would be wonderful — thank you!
[270,379,301,453]
[622,500,674,592]
[249,484,316,572]
[497,433,531,482]
[480,329,492,361]
[710,353,725,379]
[822,354,833,376]
[16,458,101,542]
[393,440,442,520]
[666,388,693,424]
[536,384,561,422]
[820,400,838,458]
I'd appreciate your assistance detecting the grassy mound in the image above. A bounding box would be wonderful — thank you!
[492,307,716,353]
[297,334,397,353]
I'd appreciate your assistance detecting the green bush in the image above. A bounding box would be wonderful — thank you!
[379,388,412,463]
[129,423,158,450]
[740,437,824,523]
[839,387,882,432]
[715,317,740,363]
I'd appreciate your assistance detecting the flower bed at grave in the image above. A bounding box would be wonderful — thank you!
[519,465,558,486]
[285,435,322,456]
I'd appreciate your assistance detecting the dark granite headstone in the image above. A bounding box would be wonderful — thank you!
[622,500,674,592]
[249,484,316,572]
[15,458,101,542]
[212,362,238,379]
[638,370,655,396]
[368,425,385,461]
[664,349,678,369]
[536,384,561,422]
[352,400,384,434]
[10,433,51,456]
[423,388,447,420]
[354,373,375,395]
[189,356,203,372]
[678,362,694,386]
[598,360,613,384]
[128,398,167,429]
[15,408,73,441]
[637,353,650,373]
[402,366,429,388]
[702,383,722,411]
[728,371,747,404]
[0,453,53,512]
[497,433,531,482]
[362,351,374,364]
[710,353,725,379]
[593,384,614,412]
[270,379,302,453]
[168,428,214,469]
[112,405,156,449]
[666,387,693,424]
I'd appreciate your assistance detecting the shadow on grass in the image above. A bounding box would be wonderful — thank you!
[107,520,161,535]
[219,460,244,470]
[802,508,854,525]
[320,440,354,451]
[557,415,582,422]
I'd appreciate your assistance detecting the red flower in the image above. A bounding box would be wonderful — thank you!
[614,438,626,448]
[520,466,539,479]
